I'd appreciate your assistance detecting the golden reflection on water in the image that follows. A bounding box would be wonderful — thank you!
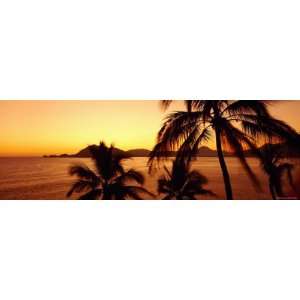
[0,157,299,200]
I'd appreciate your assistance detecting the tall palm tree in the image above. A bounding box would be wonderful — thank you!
[148,100,298,199]
[158,156,215,200]
[67,141,154,200]
[258,144,295,199]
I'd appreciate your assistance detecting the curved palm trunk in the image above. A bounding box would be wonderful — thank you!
[287,169,296,192]
[215,128,233,200]
[269,180,277,200]
[274,176,284,199]
[102,182,112,200]
[274,184,283,198]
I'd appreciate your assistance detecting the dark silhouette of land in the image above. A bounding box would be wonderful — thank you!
[43,143,300,159]
[43,145,233,158]
[43,146,151,158]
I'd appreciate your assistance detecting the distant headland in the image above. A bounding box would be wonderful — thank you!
[43,143,300,159]
[43,145,223,158]
[43,146,151,158]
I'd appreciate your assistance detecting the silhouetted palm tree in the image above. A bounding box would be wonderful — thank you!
[285,133,300,155]
[258,144,295,199]
[158,156,215,199]
[149,100,298,199]
[67,141,154,199]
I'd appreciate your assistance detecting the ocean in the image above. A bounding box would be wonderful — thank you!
[0,157,296,200]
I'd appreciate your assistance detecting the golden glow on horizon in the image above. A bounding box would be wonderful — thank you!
[0,100,183,156]
[0,100,299,156]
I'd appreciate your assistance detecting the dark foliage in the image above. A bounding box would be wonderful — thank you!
[67,141,154,200]
[149,100,299,199]
[157,155,215,200]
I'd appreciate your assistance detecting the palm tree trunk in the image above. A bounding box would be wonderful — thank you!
[287,168,296,192]
[274,178,283,199]
[215,128,233,200]
[102,182,111,200]
[269,180,277,200]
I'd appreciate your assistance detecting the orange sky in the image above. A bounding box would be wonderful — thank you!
[0,100,299,156]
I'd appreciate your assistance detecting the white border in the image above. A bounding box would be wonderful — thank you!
[0,0,300,100]
[1,0,300,299]
[1,200,300,300]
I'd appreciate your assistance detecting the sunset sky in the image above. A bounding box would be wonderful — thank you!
[0,100,299,156]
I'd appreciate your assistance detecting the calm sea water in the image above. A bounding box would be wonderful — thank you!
[1,156,294,200]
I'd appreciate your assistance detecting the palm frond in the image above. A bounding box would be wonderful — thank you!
[113,185,155,200]
[158,177,172,194]
[237,114,298,143]
[223,100,272,117]
[186,170,208,185]
[66,180,97,197]
[119,169,145,185]
[177,126,212,163]
[78,189,102,200]
[160,100,173,111]
[220,121,261,189]
[89,141,127,181]
[68,164,99,183]
[148,111,203,170]
[157,156,214,199]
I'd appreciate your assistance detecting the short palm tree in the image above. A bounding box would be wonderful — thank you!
[149,100,298,199]
[258,144,295,199]
[67,141,154,200]
[157,155,215,200]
